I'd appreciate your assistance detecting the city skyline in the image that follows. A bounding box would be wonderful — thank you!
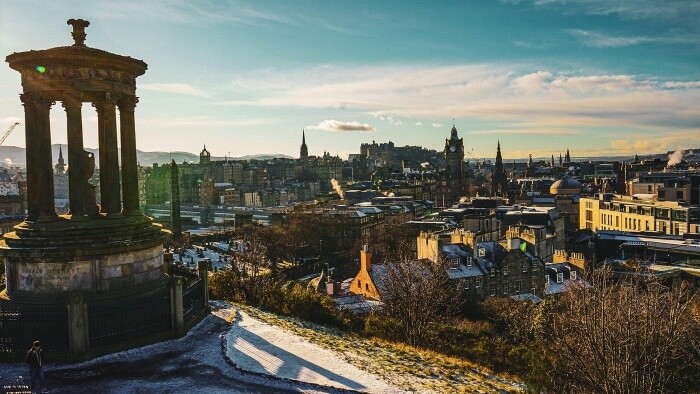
[1,1,699,160]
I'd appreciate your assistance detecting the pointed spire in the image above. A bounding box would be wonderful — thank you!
[300,129,309,159]
[497,140,501,151]
[58,145,64,161]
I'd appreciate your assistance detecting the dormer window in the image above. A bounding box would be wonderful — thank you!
[466,256,473,267]
[478,248,486,257]
[557,272,564,284]
[449,258,460,270]
[571,271,577,281]
[545,275,550,285]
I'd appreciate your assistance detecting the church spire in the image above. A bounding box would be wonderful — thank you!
[55,145,66,174]
[300,129,309,159]
[492,140,507,197]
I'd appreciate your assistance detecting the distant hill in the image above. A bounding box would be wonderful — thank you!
[0,145,294,168]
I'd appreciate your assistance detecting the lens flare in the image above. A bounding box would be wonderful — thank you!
[35,66,46,73]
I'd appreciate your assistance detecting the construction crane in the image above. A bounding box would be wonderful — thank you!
[0,122,20,146]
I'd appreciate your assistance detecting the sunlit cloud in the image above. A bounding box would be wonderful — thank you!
[415,122,423,126]
[470,129,578,135]
[432,123,444,128]
[308,120,376,132]
[140,83,209,98]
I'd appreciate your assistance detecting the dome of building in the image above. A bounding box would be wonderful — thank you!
[550,175,583,197]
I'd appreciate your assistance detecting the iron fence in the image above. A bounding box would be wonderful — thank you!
[0,303,70,354]
[182,278,205,325]
[88,287,171,349]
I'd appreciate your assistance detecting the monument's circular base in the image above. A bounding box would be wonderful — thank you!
[3,243,166,298]
[0,277,173,362]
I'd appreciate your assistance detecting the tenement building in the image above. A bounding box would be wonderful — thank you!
[0,19,208,359]
[580,194,700,235]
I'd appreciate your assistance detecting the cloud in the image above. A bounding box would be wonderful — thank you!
[415,122,423,126]
[371,113,403,125]
[470,129,578,135]
[308,120,376,132]
[220,64,700,154]
[140,83,209,97]
[3,158,12,166]
[663,81,700,89]
[141,116,268,127]
[95,1,297,26]
[567,29,697,48]
[610,130,699,154]
[529,0,698,22]
[1,117,22,124]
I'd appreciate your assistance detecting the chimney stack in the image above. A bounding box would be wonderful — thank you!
[360,244,371,272]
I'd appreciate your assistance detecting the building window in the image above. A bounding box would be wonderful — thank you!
[545,275,550,285]
[571,271,577,281]
[522,261,528,273]
[476,277,482,288]
[557,272,564,284]
[490,283,496,296]
[365,283,369,291]
[515,280,521,294]
[478,248,486,257]
[464,279,470,290]
[449,258,460,270]
[490,267,495,277]
[503,265,508,276]
[503,283,508,294]
[466,257,472,267]
[677,191,684,200]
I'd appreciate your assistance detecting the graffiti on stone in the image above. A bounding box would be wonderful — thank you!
[17,262,93,291]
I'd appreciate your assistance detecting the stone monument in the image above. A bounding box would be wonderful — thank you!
[0,19,191,358]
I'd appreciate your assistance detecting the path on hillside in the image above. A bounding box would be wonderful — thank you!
[227,309,404,393]
[0,302,348,393]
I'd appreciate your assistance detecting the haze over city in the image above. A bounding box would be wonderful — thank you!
[1,0,698,160]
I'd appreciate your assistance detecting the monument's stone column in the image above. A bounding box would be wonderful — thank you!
[118,95,140,215]
[20,92,56,222]
[94,94,121,216]
[63,91,87,218]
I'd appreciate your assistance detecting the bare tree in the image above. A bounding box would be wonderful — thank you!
[378,245,461,346]
[540,268,700,394]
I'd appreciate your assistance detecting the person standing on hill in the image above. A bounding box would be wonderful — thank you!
[25,340,48,393]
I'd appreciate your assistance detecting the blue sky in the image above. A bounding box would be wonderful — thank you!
[1,0,699,161]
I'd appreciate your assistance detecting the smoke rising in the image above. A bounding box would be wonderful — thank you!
[330,178,344,199]
[667,149,685,166]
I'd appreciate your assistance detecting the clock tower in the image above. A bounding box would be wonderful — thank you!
[445,124,464,180]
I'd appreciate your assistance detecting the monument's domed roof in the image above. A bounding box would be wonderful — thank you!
[550,175,582,196]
